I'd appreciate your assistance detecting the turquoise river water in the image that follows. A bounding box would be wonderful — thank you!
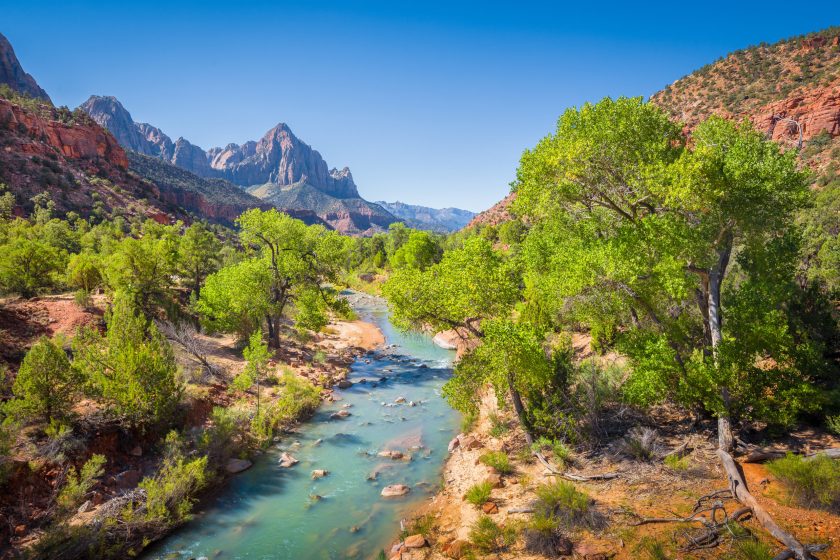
[143,292,460,560]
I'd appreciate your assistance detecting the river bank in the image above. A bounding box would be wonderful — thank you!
[141,292,461,560]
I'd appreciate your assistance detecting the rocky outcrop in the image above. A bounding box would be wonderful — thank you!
[0,33,51,102]
[171,137,211,176]
[467,192,515,229]
[376,200,475,232]
[750,84,840,144]
[80,96,173,158]
[0,98,127,167]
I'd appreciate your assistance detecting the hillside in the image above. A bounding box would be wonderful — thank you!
[0,32,50,103]
[375,200,474,232]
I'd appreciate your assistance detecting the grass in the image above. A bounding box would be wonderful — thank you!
[488,413,510,437]
[523,512,570,556]
[400,513,436,540]
[635,537,671,560]
[460,411,478,433]
[766,453,840,510]
[479,451,514,474]
[534,480,600,529]
[734,539,775,560]
[464,481,493,506]
[469,516,516,553]
[664,454,690,471]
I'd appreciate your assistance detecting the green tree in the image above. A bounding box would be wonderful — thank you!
[0,231,63,297]
[232,331,272,416]
[390,230,440,270]
[177,221,222,297]
[383,236,519,337]
[74,292,182,428]
[198,209,348,347]
[515,98,817,450]
[5,337,78,424]
[65,252,103,294]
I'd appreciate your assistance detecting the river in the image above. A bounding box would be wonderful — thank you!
[143,292,460,560]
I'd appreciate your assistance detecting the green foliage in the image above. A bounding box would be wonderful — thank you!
[635,537,672,560]
[734,539,774,560]
[464,481,493,506]
[766,453,840,510]
[533,480,598,529]
[488,413,509,437]
[134,453,208,524]
[249,371,320,446]
[479,451,513,474]
[515,97,827,429]
[827,415,840,437]
[177,221,221,296]
[0,227,64,297]
[73,291,182,428]
[198,406,250,468]
[57,454,106,515]
[664,454,690,471]
[469,516,516,553]
[390,230,440,270]
[65,252,102,294]
[195,257,272,339]
[5,337,78,424]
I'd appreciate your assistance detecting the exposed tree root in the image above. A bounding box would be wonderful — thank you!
[534,450,621,481]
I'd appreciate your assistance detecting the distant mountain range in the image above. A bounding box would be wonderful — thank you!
[375,201,474,232]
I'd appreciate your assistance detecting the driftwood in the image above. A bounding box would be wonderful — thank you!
[717,449,813,560]
[742,447,840,464]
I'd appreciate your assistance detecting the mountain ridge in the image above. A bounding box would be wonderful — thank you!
[0,32,51,103]
[375,200,475,232]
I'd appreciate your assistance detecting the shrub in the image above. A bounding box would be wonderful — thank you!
[134,455,208,524]
[469,516,515,553]
[460,410,478,433]
[734,539,774,560]
[635,537,671,560]
[464,481,493,506]
[57,454,106,515]
[198,406,250,469]
[250,371,320,446]
[621,427,660,461]
[827,415,840,437]
[664,454,690,471]
[5,337,78,425]
[766,453,840,510]
[534,480,600,529]
[488,413,509,437]
[523,512,570,556]
[479,451,513,474]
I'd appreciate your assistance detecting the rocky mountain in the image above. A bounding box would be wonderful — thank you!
[376,200,475,232]
[466,193,515,229]
[0,32,51,103]
[80,95,395,234]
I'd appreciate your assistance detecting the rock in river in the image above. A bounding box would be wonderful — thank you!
[381,484,410,497]
[404,534,427,548]
[279,453,299,468]
[311,469,329,479]
[225,458,253,474]
[330,409,352,419]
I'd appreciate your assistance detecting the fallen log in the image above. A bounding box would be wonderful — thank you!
[534,451,621,481]
[716,449,813,560]
[741,447,840,464]
[805,448,840,461]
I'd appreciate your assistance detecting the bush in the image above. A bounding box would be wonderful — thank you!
[479,451,513,474]
[134,454,208,524]
[766,453,840,510]
[198,406,250,469]
[488,412,509,437]
[250,371,320,446]
[469,516,515,553]
[827,415,840,437]
[734,539,774,560]
[57,454,106,515]
[621,427,660,461]
[523,512,571,556]
[464,481,493,506]
[664,454,690,471]
[534,480,600,529]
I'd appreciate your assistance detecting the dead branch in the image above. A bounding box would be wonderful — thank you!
[717,448,813,560]
[535,451,621,481]
[157,320,224,380]
[741,447,840,464]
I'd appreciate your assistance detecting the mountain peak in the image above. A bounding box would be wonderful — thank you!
[0,32,51,103]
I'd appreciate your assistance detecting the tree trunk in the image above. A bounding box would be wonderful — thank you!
[508,375,534,445]
[709,235,734,452]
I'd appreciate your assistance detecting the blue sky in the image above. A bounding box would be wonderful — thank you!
[2,1,838,211]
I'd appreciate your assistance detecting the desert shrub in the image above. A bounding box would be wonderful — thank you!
[464,481,493,506]
[38,420,84,463]
[827,415,840,436]
[469,516,516,553]
[621,427,661,461]
[523,512,571,556]
[635,537,672,560]
[460,410,477,433]
[479,451,513,474]
[133,454,208,524]
[198,406,250,469]
[250,371,320,445]
[57,454,106,515]
[534,480,600,529]
[488,412,509,437]
[766,453,840,510]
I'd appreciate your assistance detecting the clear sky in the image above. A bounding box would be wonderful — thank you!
[2,1,837,211]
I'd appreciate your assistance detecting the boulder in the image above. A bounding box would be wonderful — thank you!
[337,380,353,389]
[378,450,404,460]
[404,534,426,548]
[77,500,92,514]
[330,409,352,419]
[481,501,499,514]
[447,436,460,453]
[485,473,503,488]
[129,445,143,457]
[114,469,142,488]
[225,458,253,474]
[394,396,407,404]
[311,469,329,479]
[457,434,481,450]
[279,453,299,468]
[381,484,410,497]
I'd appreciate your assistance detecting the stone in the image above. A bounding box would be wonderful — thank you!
[337,380,353,389]
[330,409,351,419]
[381,484,410,497]
[378,450,404,460]
[77,500,92,514]
[311,469,329,479]
[14,524,25,536]
[447,436,460,453]
[481,501,499,514]
[278,453,298,468]
[129,445,143,457]
[394,396,406,403]
[403,534,426,548]
[225,458,252,474]
[485,473,502,488]
[444,539,469,559]
[457,434,481,450]
[114,469,142,488]
[555,536,574,556]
